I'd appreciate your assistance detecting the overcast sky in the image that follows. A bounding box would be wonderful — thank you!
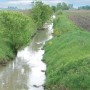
[0,0,90,9]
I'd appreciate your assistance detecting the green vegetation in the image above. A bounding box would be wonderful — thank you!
[44,13,90,90]
[57,2,69,10]
[31,1,53,29]
[52,2,73,12]
[0,2,53,65]
[0,11,36,64]
[78,5,90,10]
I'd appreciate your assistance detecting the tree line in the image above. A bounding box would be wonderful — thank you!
[78,5,90,10]
[52,2,73,12]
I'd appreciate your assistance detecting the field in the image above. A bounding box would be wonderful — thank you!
[67,10,90,31]
[44,12,90,90]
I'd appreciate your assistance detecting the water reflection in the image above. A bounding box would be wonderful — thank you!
[0,23,53,90]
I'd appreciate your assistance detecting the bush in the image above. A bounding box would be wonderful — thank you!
[55,10,63,16]
[0,11,36,50]
[0,11,36,63]
[31,1,53,29]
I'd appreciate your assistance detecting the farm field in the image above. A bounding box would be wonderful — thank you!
[67,10,90,31]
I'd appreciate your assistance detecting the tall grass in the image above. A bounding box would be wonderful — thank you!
[44,13,90,90]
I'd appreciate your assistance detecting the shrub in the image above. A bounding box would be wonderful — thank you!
[31,1,53,29]
[0,11,36,63]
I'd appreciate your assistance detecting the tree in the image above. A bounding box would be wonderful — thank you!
[52,6,56,13]
[56,2,70,10]
[57,3,62,10]
[62,2,69,10]
[0,11,36,52]
[69,4,73,9]
[31,1,53,29]
[78,5,90,10]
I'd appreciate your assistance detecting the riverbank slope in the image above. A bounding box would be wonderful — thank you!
[44,13,90,90]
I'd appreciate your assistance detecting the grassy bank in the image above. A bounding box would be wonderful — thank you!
[0,11,36,65]
[44,13,90,90]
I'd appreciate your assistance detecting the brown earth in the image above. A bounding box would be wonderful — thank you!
[66,10,90,31]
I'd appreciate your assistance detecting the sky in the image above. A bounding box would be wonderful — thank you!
[0,0,90,9]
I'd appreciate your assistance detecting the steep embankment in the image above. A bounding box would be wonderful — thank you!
[44,14,90,90]
[0,11,36,64]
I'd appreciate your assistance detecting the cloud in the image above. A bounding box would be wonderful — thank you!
[0,0,65,8]
[0,0,33,9]
[0,0,90,9]
[7,0,32,4]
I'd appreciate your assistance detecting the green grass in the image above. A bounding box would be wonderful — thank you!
[0,11,36,64]
[44,13,90,90]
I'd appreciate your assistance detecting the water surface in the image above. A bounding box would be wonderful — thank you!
[0,23,53,90]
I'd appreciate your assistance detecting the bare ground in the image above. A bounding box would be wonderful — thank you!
[67,10,90,32]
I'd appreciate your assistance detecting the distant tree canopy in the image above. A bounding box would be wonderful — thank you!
[52,6,57,13]
[31,1,53,29]
[52,2,73,12]
[78,5,90,10]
